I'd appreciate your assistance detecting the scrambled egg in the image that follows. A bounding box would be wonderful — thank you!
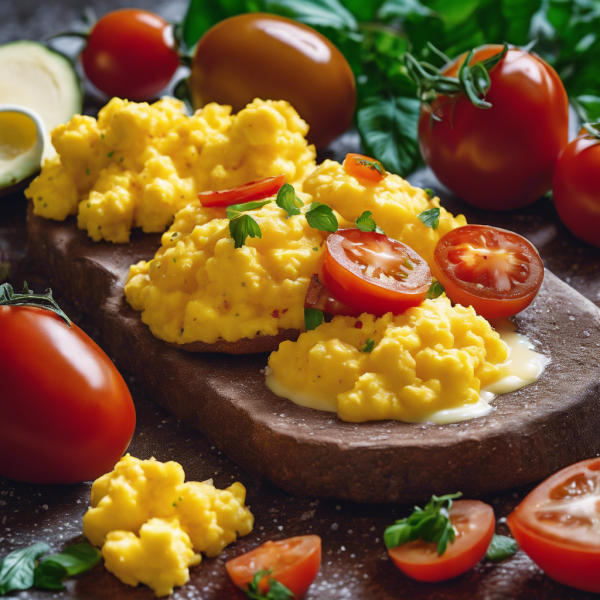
[266,296,509,423]
[83,455,254,597]
[26,97,316,243]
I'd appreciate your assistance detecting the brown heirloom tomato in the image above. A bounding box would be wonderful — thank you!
[190,13,356,148]
[419,45,568,211]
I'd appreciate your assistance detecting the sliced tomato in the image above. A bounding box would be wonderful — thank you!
[433,225,544,320]
[304,273,362,317]
[389,500,495,582]
[198,174,286,207]
[226,535,321,598]
[344,153,387,185]
[322,229,431,317]
[507,458,600,593]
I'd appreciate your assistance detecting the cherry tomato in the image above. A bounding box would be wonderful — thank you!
[389,500,495,582]
[226,535,321,597]
[81,9,180,101]
[507,458,600,593]
[419,45,568,210]
[0,304,136,484]
[433,225,544,320]
[322,229,432,317]
[344,153,386,185]
[198,174,286,208]
[553,132,600,248]
[304,274,362,317]
[190,13,356,149]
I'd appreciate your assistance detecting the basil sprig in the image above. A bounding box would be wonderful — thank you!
[306,202,339,233]
[243,569,294,600]
[361,338,375,353]
[355,211,384,234]
[0,283,71,327]
[227,199,272,248]
[304,308,324,331]
[417,207,440,229]
[426,281,445,300]
[485,534,518,562]
[276,182,304,216]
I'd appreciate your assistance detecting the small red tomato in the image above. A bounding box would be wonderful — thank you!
[389,500,495,582]
[344,153,387,185]
[433,225,544,319]
[552,129,600,248]
[226,535,321,598]
[508,458,600,593]
[322,229,432,317]
[0,289,135,484]
[81,9,180,101]
[198,174,286,208]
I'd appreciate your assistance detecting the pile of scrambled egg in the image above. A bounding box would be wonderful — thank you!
[83,455,254,597]
[26,97,315,242]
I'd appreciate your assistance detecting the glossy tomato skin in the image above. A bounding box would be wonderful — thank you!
[553,135,600,248]
[190,13,356,148]
[82,9,180,101]
[419,45,568,210]
[0,306,136,484]
[389,500,495,582]
[198,174,286,208]
[344,153,386,185]
[507,458,600,593]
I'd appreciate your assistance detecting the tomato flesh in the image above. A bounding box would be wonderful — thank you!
[198,174,286,208]
[508,458,600,593]
[434,225,544,319]
[0,306,136,484]
[344,153,386,185]
[226,535,321,598]
[304,273,362,317]
[389,500,495,582]
[322,229,432,317]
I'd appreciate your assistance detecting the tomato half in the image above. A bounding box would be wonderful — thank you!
[507,458,600,593]
[418,45,568,210]
[389,500,495,582]
[433,225,544,320]
[322,229,431,317]
[553,133,600,248]
[0,306,135,484]
[81,9,180,100]
[344,153,387,185]
[198,174,286,208]
[226,535,321,598]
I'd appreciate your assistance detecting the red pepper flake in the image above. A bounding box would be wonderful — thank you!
[354,321,363,329]
[271,310,279,319]
[282,309,288,314]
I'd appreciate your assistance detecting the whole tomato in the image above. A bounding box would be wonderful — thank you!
[552,127,600,247]
[417,45,569,211]
[81,9,180,101]
[190,13,356,149]
[0,285,136,484]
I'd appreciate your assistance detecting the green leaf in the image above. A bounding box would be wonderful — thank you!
[355,211,385,234]
[275,183,303,217]
[425,281,445,300]
[573,95,600,123]
[39,544,101,578]
[306,202,339,233]
[259,0,359,31]
[423,188,435,199]
[304,308,324,331]
[229,215,263,249]
[361,338,375,352]
[377,0,433,22]
[485,534,518,562]
[0,542,50,595]
[243,568,294,600]
[417,207,440,229]
[33,561,68,591]
[226,199,272,221]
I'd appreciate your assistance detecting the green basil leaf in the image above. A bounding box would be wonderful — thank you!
[229,215,263,249]
[423,188,435,199]
[573,95,600,123]
[306,202,339,232]
[485,534,518,562]
[377,0,433,22]
[265,578,295,600]
[417,207,440,229]
[33,561,68,591]
[275,183,303,217]
[40,544,101,578]
[0,542,50,595]
[226,199,272,221]
[355,211,384,234]
[425,281,445,300]
[361,338,375,352]
[259,0,358,31]
[304,308,324,331]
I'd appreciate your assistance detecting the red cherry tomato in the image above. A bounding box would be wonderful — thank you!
[226,535,321,598]
[389,500,495,582]
[433,225,544,320]
[198,175,286,208]
[344,153,387,185]
[507,458,600,593]
[0,304,135,484]
[419,45,568,210]
[304,274,362,317]
[81,9,180,101]
[553,132,600,248]
[322,229,432,317]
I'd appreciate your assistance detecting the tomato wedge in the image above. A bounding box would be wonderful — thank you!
[304,273,362,317]
[322,229,431,317]
[389,500,495,582]
[344,153,387,185]
[226,535,321,598]
[507,458,600,593]
[433,225,544,320]
[198,174,286,207]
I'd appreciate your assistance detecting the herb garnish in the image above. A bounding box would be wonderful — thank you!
[425,281,445,300]
[243,569,294,600]
[423,188,435,200]
[227,199,272,248]
[361,338,375,353]
[417,207,440,230]
[485,534,518,562]
[275,183,303,217]
[305,202,338,233]
[355,211,384,234]
[355,157,385,176]
[304,308,324,331]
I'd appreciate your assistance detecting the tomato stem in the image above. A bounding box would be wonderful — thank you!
[0,283,72,327]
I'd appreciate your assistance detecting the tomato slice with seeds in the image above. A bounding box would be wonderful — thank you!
[226,535,321,598]
[344,153,387,184]
[198,174,286,207]
[304,274,362,317]
[322,229,432,317]
[508,458,600,593]
[433,225,544,320]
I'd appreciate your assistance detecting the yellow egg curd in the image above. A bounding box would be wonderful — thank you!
[266,296,511,423]
[83,454,254,597]
[25,97,316,243]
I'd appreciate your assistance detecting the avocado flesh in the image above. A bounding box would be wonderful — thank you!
[0,110,42,188]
